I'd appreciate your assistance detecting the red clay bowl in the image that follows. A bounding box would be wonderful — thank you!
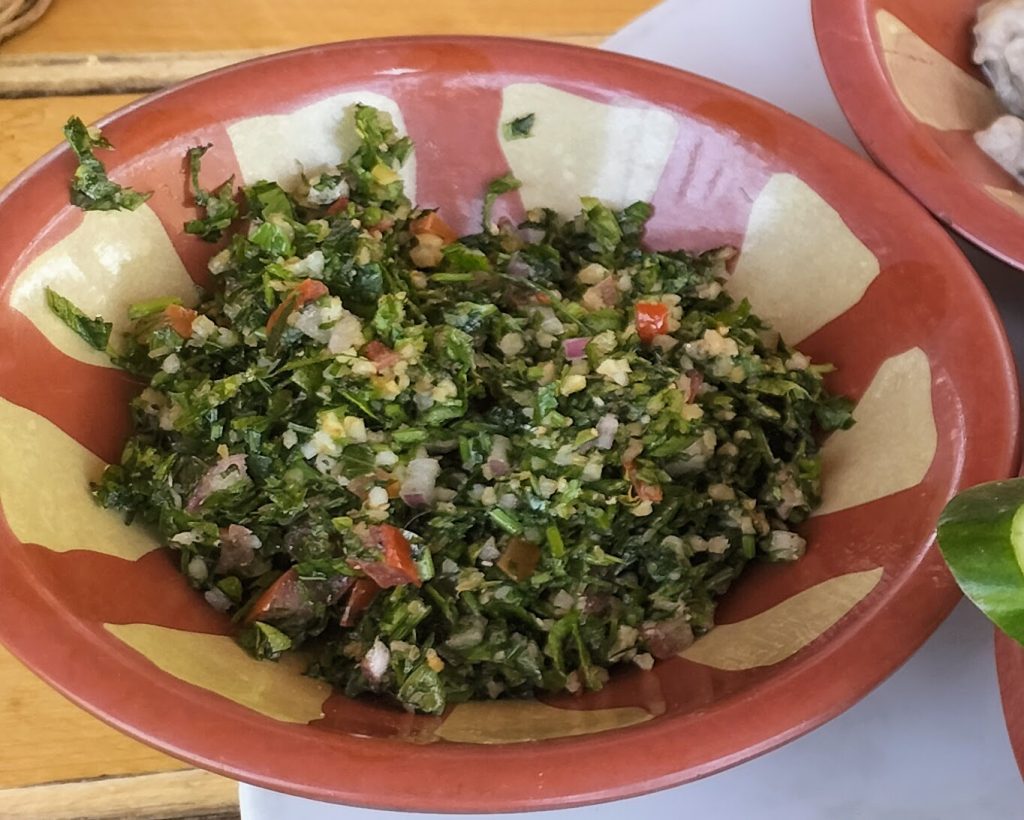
[813,0,1024,270]
[0,37,1018,812]
[996,631,1024,777]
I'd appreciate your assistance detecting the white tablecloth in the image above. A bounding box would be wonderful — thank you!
[240,2,1024,816]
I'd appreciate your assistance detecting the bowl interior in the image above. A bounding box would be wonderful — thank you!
[814,0,1024,268]
[0,38,1017,811]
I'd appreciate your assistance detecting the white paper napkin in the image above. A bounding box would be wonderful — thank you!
[240,2,1024,816]
[606,0,862,152]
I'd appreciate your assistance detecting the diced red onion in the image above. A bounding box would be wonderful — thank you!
[506,254,533,278]
[186,454,248,513]
[562,337,590,360]
[676,371,704,402]
[204,587,233,612]
[486,435,511,477]
[477,537,500,563]
[487,460,510,477]
[689,372,703,401]
[596,414,619,450]
[400,457,441,507]
[403,492,430,507]
[583,592,612,615]
[538,308,564,335]
[496,216,517,234]
[518,226,546,244]
[361,638,391,685]
[215,523,260,574]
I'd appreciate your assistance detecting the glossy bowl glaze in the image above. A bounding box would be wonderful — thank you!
[813,0,1024,270]
[0,37,1018,811]
[995,630,1024,777]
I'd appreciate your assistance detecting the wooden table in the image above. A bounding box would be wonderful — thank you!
[0,2,653,816]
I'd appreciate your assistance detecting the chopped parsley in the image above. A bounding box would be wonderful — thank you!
[503,113,536,140]
[482,172,522,227]
[184,144,240,241]
[62,117,151,212]
[69,105,852,714]
[45,288,111,351]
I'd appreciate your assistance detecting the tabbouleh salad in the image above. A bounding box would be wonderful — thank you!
[51,106,853,714]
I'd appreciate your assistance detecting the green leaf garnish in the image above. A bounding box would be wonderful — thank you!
[45,288,112,351]
[62,116,151,212]
[502,113,535,140]
[482,172,522,228]
[184,144,240,241]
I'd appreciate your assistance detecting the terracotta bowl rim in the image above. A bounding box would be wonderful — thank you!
[0,35,1018,812]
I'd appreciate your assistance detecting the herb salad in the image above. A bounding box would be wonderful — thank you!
[53,107,853,714]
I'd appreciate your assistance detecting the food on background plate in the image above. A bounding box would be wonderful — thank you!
[973,0,1024,180]
[48,107,853,714]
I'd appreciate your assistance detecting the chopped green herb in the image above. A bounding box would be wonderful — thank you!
[83,104,850,714]
[62,117,151,211]
[184,144,240,241]
[45,288,112,351]
[240,621,293,659]
[503,113,536,140]
[482,172,522,228]
[488,508,524,535]
[127,296,182,320]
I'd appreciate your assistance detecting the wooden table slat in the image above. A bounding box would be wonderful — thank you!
[0,94,138,187]
[0,769,239,820]
[0,34,604,98]
[0,645,189,789]
[1,0,648,54]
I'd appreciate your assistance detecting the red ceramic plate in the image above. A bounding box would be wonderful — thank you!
[995,630,1024,777]
[813,0,1024,270]
[0,38,1018,812]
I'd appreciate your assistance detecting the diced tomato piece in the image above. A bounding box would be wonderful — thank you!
[363,340,401,371]
[350,524,420,588]
[244,568,301,625]
[379,524,421,586]
[410,211,458,245]
[351,560,417,588]
[324,196,350,216]
[295,278,328,304]
[340,578,379,627]
[533,292,551,305]
[164,304,197,338]
[265,278,328,336]
[635,301,670,344]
